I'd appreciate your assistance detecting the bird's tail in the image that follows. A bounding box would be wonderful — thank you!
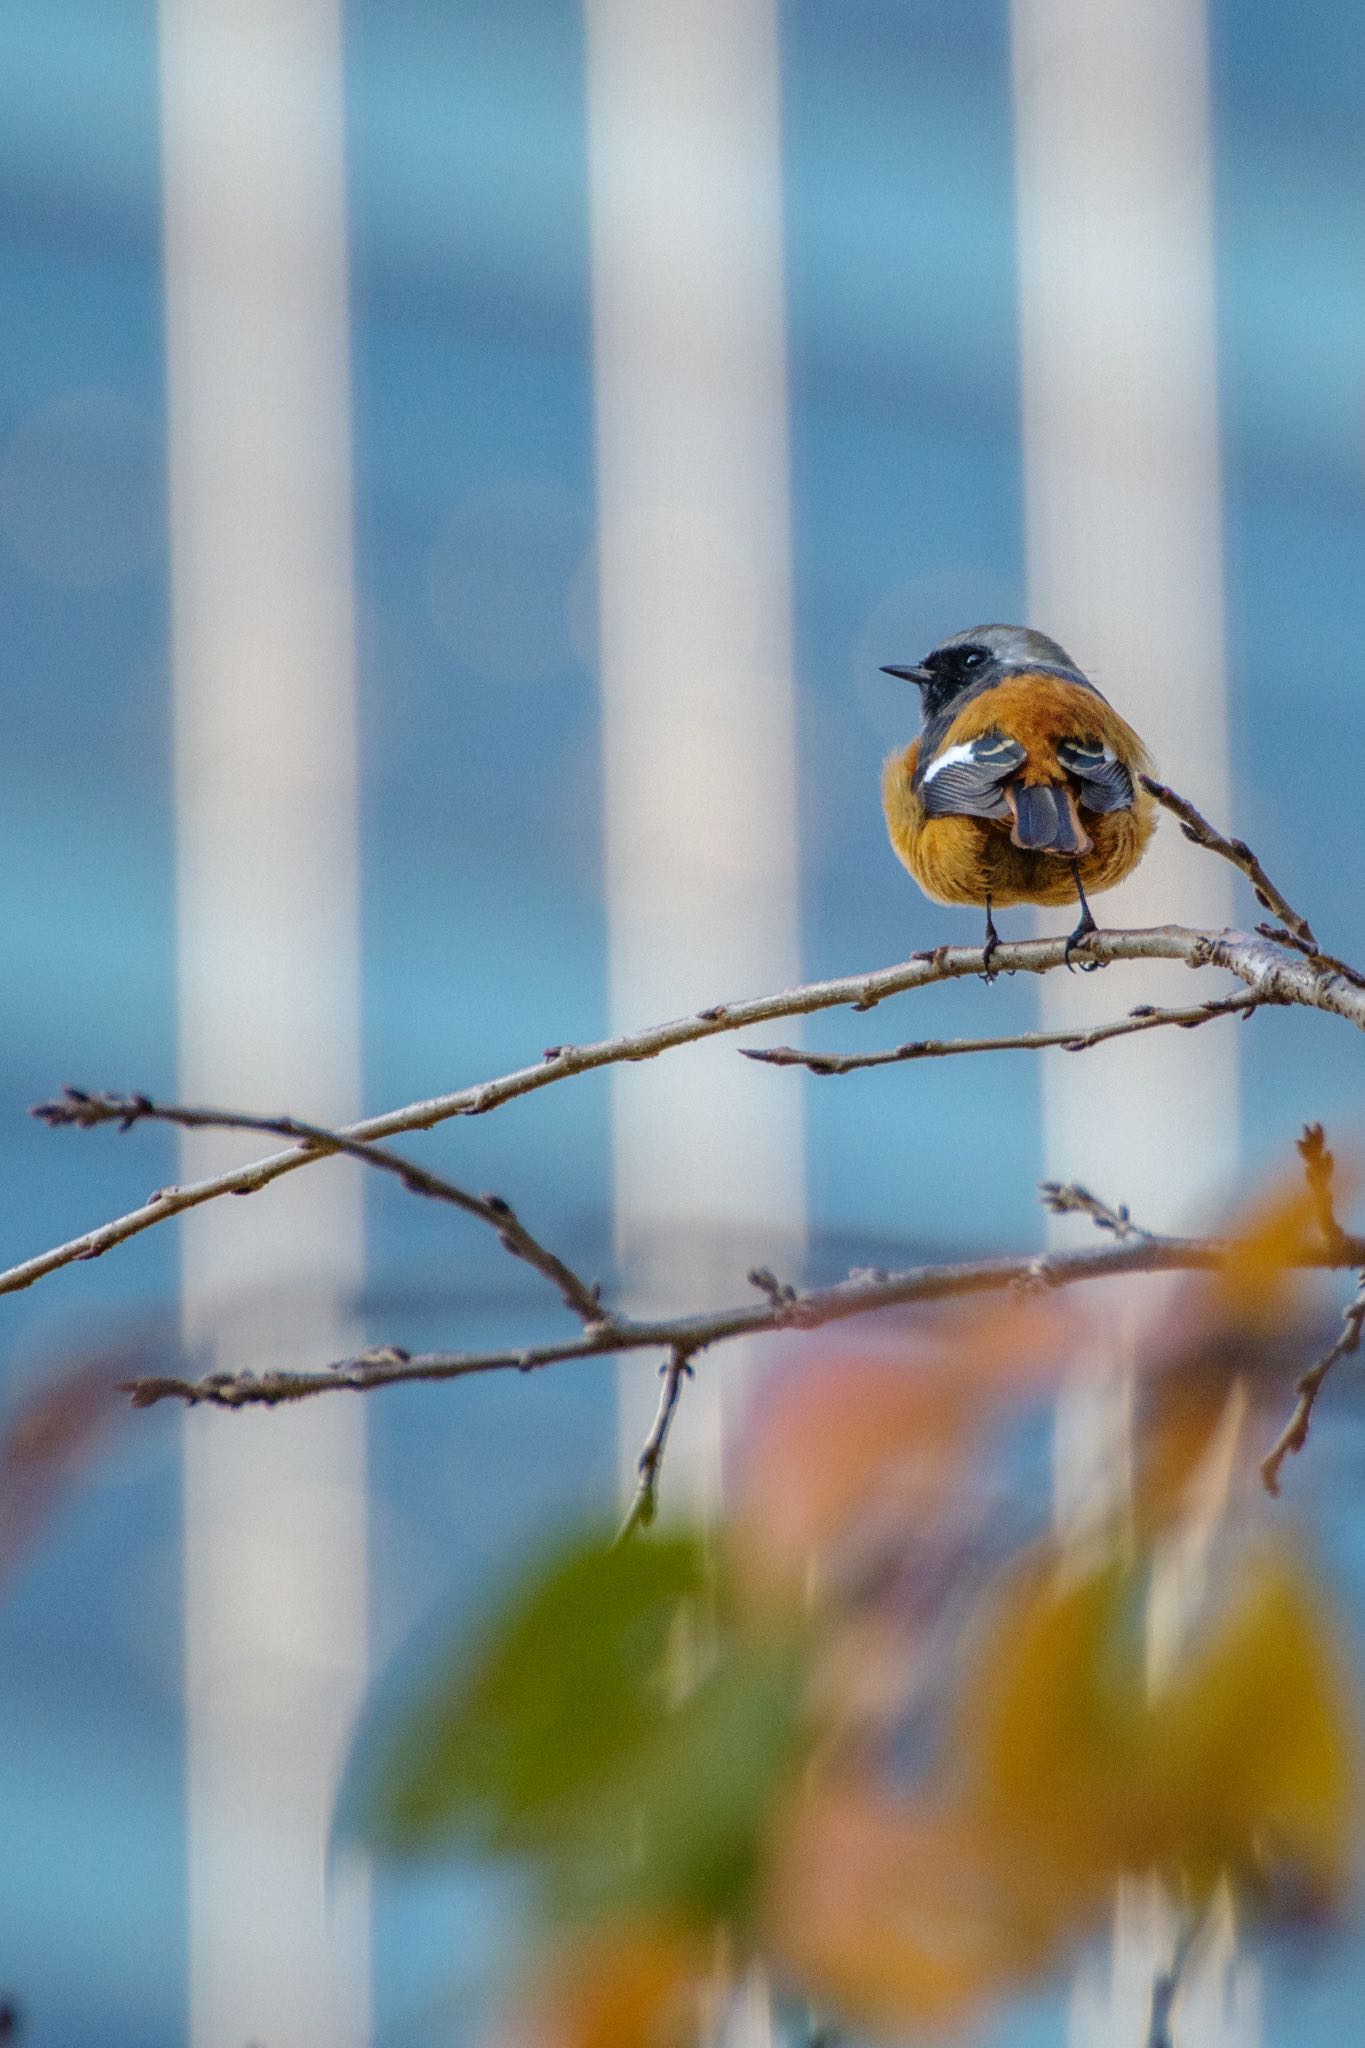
[1007,781,1093,856]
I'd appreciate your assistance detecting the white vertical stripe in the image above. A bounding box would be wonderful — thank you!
[585,0,805,1546]
[1013,0,1237,1229]
[1012,0,1253,2041]
[159,4,368,2045]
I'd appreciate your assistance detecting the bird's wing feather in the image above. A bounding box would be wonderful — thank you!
[1056,737,1134,814]
[915,730,1024,821]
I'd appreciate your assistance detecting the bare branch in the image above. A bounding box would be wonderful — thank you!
[616,1348,695,1542]
[1140,775,1317,948]
[741,993,1261,1076]
[121,1225,1365,1411]
[1260,1273,1365,1496]
[1038,1182,1147,1240]
[11,921,1365,1316]
[16,772,1365,1519]
[32,1088,604,1327]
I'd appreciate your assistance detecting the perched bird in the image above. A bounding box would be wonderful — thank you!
[881,624,1156,969]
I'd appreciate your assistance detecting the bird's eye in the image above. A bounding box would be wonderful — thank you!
[959,648,987,670]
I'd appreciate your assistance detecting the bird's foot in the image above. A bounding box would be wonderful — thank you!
[981,903,1001,983]
[1063,912,1104,972]
[1062,860,1104,969]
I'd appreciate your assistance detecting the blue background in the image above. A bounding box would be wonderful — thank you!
[0,1,1362,2040]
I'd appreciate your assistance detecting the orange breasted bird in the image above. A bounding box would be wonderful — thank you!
[881,624,1157,970]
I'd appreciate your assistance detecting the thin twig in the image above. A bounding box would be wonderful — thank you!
[1140,775,1317,948]
[1039,1182,1147,1240]
[742,993,1261,1076]
[119,1225,1365,1410]
[1260,1273,1365,1496]
[747,1265,805,1313]
[1296,1122,1346,1254]
[32,1089,604,1327]
[10,922,1362,1314]
[1145,1915,1200,2048]
[1254,921,1365,992]
[616,1348,695,1542]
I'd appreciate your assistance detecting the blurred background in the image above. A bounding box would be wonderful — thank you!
[0,0,1362,2042]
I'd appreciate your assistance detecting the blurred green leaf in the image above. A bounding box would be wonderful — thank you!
[343,1526,707,1857]
[555,1631,807,1928]
[342,1518,810,1940]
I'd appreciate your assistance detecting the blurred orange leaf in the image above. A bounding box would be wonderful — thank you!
[1137,1378,1247,1537]
[730,1306,1070,1612]
[763,1782,1055,2032]
[491,1919,712,2048]
[1205,1165,1347,1335]
[0,1359,127,1589]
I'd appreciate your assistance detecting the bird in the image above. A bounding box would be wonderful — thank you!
[880,624,1157,971]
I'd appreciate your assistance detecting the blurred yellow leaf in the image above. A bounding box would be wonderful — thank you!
[960,1540,1357,1922]
[960,1552,1144,1917]
[1144,1550,1357,1910]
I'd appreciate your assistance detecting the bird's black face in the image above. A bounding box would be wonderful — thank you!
[882,641,995,719]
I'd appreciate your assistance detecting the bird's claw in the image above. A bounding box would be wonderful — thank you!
[981,906,1001,984]
[1063,926,1104,972]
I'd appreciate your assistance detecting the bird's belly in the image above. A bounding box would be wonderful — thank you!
[913,810,1149,907]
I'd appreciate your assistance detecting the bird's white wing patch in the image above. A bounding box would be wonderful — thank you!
[915,729,1026,821]
[922,740,985,783]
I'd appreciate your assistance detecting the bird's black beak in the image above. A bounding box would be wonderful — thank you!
[881,664,931,686]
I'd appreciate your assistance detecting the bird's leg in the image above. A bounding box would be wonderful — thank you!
[1063,862,1104,971]
[982,895,1000,981]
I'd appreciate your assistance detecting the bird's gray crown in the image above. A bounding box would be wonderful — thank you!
[929,623,1085,679]
[880,623,1098,722]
